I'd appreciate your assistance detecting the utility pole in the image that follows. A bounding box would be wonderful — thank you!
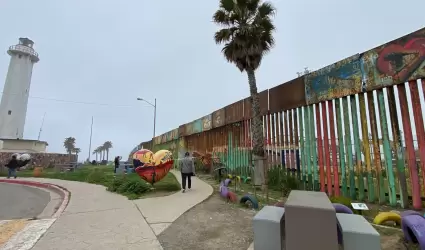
[88,116,93,161]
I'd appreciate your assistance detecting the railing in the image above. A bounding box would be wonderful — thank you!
[8,45,39,60]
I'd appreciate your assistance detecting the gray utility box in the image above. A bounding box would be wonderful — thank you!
[253,206,285,250]
[285,190,339,250]
[337,213,381,250]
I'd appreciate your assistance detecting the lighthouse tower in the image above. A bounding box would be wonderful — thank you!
[0,38,39,139]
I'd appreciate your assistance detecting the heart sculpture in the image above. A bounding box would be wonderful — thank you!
[134,149,174,184]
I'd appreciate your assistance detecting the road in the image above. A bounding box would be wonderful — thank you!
[0,182,50,220]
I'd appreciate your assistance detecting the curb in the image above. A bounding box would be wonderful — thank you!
[0,179,70,218]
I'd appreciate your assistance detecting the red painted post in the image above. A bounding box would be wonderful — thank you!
[322,102,332,195]
[409,80,425,202]
[328,100,340,196]
[315,104,325,192]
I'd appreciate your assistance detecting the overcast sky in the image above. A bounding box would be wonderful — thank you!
[0,0,424,161]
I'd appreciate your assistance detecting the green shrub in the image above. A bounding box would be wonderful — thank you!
[267,167,299,196]
[117,179,150,195]
[107,176,126,192]
[329,196,352,207]
[85,169,107,184]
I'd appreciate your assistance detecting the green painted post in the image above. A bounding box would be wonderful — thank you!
[309,105,319,191]
[387,88,408,208]
[350,95,365,201]
[304,106,312,190]
[377,89,397,206]
[335,99,348,197]
[298,107,307,189]
[342,97,356,200]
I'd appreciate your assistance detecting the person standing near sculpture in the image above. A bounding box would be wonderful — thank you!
[5,154,19,179]
[179,152,196,193]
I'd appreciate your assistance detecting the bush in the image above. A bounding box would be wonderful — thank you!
[117,179,151,195]
[329,196,352,207]
[85,169,108,184]
[268,167,299,196]
[107,176,126,192]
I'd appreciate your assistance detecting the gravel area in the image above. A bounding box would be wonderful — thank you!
[158,193,256,250]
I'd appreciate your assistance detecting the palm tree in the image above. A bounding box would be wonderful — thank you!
[64,137,76,158]
[213,0,276,159]
[96,146,104,161]
[103,141,113,161]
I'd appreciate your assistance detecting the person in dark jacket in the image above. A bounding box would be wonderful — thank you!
[114,156,120,174]
[179,152,196,193]
[6,155,19,179]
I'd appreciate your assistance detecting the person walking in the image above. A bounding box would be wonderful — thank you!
[179,152,196,193]
[5,154,19,179]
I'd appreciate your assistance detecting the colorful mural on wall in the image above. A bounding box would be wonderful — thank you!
[305,54,363,104]
[362,27,425,91]
[133,26,425,209]
[212,108,225,128]
[192,118,203,134]
[202,115,212,131]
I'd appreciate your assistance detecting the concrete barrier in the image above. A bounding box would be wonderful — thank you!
[253,206,285,250]
[284,190,338,250]
[337,213,381,250]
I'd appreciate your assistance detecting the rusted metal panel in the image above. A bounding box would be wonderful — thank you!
[212,108,225,128]
[260,90,268,115]
[269,77,306,113]
[178,125,185,137]
[244,97,252,119]
[202,114,212,131]
[225,100,244,124]
[185,122,194,136]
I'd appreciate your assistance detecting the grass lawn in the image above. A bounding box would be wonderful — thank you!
[0,165,181,199]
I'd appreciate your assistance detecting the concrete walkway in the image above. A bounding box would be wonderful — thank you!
[133,170,213,235]
[1,172,212,250]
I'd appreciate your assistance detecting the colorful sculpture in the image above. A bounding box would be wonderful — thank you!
[133,149,174,184]
[132,149,154,168]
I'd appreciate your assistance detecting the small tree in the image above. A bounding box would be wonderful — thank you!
[64,137,76,159]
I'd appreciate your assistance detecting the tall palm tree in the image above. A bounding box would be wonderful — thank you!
[213,0,276,159]
[103,141,113,161]
[96,146,104,161]
[64,137,76,158]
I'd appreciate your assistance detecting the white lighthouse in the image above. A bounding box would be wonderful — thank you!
[0,38,39,139]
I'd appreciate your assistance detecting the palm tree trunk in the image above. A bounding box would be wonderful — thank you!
[106,150,109,161]
[247,68,265,156]
[247,68,267,190]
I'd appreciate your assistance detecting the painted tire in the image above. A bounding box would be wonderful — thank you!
[227,191,238,203]
[220,186,229,198]
[401,214,425,246]
[373,212,401,225]
[274,201,285,207]
[239,194,259,209]
[224,178,232,187]
[332,203,353,214]
[401,210,422,218]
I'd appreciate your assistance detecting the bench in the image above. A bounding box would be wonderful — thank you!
[55,163,78,172]
[336,213,380,250]
[253,206,285,250]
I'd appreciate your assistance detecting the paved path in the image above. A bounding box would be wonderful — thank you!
[0,183,50,220]
[0,171,213,250]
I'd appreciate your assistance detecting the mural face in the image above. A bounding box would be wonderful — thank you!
[134,149,174,184]
[202,115,212,131]
[362,29,425,91]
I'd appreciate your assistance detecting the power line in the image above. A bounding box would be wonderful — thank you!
[0,91,148,108]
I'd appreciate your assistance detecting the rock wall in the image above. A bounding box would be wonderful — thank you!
[0,152,76,168]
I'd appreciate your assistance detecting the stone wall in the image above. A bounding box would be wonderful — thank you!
[0,152,76,168]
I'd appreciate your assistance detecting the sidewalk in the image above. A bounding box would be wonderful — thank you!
[1,172,212,250]
[133,170,213,235]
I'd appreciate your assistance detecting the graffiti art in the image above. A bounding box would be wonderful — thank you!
[132,149,154,168]
[134,149,174,184]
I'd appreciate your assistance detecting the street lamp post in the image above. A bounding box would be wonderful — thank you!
[137,97,156,138]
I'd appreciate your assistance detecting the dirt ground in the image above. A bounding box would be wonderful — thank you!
[158,193,256,250]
